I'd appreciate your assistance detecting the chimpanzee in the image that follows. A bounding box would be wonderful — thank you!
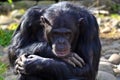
[7,1,101,80]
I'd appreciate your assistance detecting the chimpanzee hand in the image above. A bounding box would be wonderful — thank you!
[63,53,85,67]
[15,54,48,75]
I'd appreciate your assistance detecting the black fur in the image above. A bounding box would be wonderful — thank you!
[8,2,101,80]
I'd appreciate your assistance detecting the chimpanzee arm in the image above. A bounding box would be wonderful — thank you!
[15,54,73,79]
[7,6,55,67]
[73,14,101,80]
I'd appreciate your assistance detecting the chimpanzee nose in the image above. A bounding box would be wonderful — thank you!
[58,38,65,44]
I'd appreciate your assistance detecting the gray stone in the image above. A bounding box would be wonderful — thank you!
[97,71,117,80]
[99,61,114,74]
[100,57,108,62]
[5,75,18,80]
[103,49,119,56]
[100,27,111,33]
[10,10,23,18]
[116,76,120,80]
[117,64,120,71]
[113,68,120,76]
[0,15,14,25]
[104,54,112,59]
[109,53,120,65]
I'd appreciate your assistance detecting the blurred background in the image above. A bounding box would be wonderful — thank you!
[0,0,120,80]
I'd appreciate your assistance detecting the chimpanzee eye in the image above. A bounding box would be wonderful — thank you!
[52,32,59,39]
[65,33,70,36]
[65,32,71,39]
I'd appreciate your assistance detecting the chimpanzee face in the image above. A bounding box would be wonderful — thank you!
[41,13,78,58]
[50,27,71,57]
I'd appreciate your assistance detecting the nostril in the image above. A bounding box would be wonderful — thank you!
[58,38,65,44]
[57,44,66,51]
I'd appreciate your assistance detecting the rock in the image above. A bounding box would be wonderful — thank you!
[117,64,120,70]
[110,19,119,28]
[4,68,18,80]
[116,21,120,28]
[97,71,117,80]
[0,46,9,64]
[116,76,120,80]
[92,10,109,15]
[102,48,119,55]
[108,53,120,65]
[100,27,111,33]
[113,68,120,75]
[5,75,18,80]
[111,43,120,49]
[100,57,108,62]
[118,29,120,32]
[10,9,23,18]
[0,15,14,25]
[0,54,9,64]
[99,61,114,74]
[104,54,112,59]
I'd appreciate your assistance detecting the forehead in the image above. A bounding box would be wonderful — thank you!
[44,12,77,29]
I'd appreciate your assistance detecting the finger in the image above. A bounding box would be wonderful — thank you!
[18,67,26,74]
[17,66,24,71]
[14,64,20,74]
[64,59,76,67]
[21,54,27,61]
[67,59,76,67]
[15,58,19,65]
[17,61,24,67]
[15,64,25,74]
[14,65,18,74]
[70,57,83,68]
[74,53,85,65]
[15,55,26,65]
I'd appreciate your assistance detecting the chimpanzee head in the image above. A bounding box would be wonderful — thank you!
[40,4,84,58]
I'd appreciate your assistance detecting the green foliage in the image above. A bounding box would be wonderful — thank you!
[0,29,13,47]
[7,0,13,5]
[7,23,18,30]
[0,62,7,74]
[110,3,120,13]
[0,76,4,80]
[0,62,7,80]
[110,14,120,19]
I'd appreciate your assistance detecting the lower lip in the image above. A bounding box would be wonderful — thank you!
[56,51,69,56]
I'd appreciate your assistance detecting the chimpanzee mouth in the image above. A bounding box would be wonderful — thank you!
[56,51,70,57]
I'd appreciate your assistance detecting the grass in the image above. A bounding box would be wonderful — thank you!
[98,14,120,20]
[0,29,13,47]
[110,14,120,20]
[0,62,7,80]
[0,22,18,47]
[0,29,11,80]
[0,29,13,80]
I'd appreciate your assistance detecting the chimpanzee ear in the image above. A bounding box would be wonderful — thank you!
[40,16,51,26]
[78,18,85,25]
[78,18,86,32]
